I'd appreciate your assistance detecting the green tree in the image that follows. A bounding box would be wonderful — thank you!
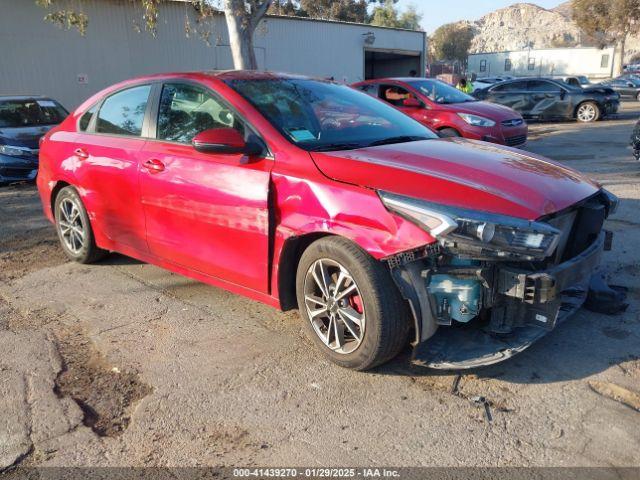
[429,23,474,63]
[370,0,422,30]
[270,0,387,23]
[572,0,640,75]
[35,0,274,70]
[299,0,368,23]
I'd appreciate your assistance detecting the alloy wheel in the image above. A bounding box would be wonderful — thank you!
[57,197,87,254]
[577,104,597,122]
[303,258,365,354]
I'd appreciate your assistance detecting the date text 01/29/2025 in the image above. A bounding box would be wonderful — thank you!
[232,468,401,478]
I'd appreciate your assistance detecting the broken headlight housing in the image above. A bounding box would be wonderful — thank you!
[379,191,561,261]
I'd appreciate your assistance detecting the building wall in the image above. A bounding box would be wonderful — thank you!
[0,0,425,109]
[467,47,616,80]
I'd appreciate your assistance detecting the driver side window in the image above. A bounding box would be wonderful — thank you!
[157,83,244,144]
[380,85,413,106]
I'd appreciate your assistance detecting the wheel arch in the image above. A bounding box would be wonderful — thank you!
[436,125,462,134]
[50,180,71,217]
[277,232,336,311]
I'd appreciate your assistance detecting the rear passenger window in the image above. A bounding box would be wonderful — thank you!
[78,105,97,132]
[96,85,151,136]
[157,83,245,144]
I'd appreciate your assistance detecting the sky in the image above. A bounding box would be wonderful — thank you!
[395,0,565,34]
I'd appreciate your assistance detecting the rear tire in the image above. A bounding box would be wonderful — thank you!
[576,102,600,123]
[438,128,461,138]
[54,186,106,264]
[295,237,410,371]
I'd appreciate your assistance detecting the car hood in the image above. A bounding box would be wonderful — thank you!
[584,86,616,96]
[0,125,53,149]
[442,101,522,121]
[310,138,600,220]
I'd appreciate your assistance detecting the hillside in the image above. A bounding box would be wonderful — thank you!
[463,3,584,54]
[456,1,639,63]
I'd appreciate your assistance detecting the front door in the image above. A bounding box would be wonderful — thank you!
[139,82,273,293]
[489,81,529,116]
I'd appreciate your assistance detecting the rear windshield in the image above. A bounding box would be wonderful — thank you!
[0,99,67,128]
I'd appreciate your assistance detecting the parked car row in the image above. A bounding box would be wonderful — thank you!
[4,72,638,190]
[34,71,620,371]
[353,78,528,147]
[473,78,620,123]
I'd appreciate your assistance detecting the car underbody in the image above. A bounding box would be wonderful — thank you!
[387,190,627,370]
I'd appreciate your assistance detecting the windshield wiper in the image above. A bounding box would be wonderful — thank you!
[367,135,431,147]
[307,142,364,152]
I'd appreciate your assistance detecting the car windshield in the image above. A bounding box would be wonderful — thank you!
[577,76,590,85]
[406,79,476,104]
[226,78,436,151]
[0,99,67,128]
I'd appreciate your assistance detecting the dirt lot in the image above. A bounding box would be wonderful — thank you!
[1,105,640,470]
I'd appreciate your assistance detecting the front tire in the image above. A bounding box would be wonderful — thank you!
[54,186,106,264]
[438,128,461,138]
[576,102,600,123]
[296,237,410,370]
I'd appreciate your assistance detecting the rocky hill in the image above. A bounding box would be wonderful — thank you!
[463,2,584,53]
[457,1,639,63]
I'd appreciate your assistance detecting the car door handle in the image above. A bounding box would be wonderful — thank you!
[74,148,89,159]
[143,159,165,174]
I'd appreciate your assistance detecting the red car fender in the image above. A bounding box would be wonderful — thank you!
[268,171,435,306]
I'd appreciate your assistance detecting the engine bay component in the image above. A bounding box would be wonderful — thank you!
[427,259,482,325]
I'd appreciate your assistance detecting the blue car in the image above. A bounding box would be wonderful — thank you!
[0,96,68,185]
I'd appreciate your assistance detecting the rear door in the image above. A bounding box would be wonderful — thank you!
[72,84,152,252]
[139,81,273,293]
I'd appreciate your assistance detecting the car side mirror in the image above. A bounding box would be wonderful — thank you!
[192,128,262,156]
[628,82,635,88]
[402,97,422,108]
[560,89,566,99]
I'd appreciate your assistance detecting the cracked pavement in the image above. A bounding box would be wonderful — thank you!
[0,106,639,469]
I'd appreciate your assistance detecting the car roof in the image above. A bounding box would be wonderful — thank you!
[355,78,437,85]
[0,95,54,101]
[116,70,326,85]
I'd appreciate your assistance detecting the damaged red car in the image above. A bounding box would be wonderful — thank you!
[38,72,619,371]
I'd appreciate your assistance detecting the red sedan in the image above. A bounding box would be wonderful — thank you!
[38,71,617,370]
[353,77,528,147]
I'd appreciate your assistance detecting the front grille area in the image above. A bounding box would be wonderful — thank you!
[505,134,527,146]
[501,118,525,127]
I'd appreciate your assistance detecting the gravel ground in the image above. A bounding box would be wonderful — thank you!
[0,106,639,471]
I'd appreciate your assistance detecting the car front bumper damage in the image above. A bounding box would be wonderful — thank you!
[390,229,623,370]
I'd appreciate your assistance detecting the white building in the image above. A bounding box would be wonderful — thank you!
[0,0,426,109]
[468,47,616,80]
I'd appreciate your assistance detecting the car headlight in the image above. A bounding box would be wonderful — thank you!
[0,145,26,156]
[379,191,560,261]
[457,113,496,127]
